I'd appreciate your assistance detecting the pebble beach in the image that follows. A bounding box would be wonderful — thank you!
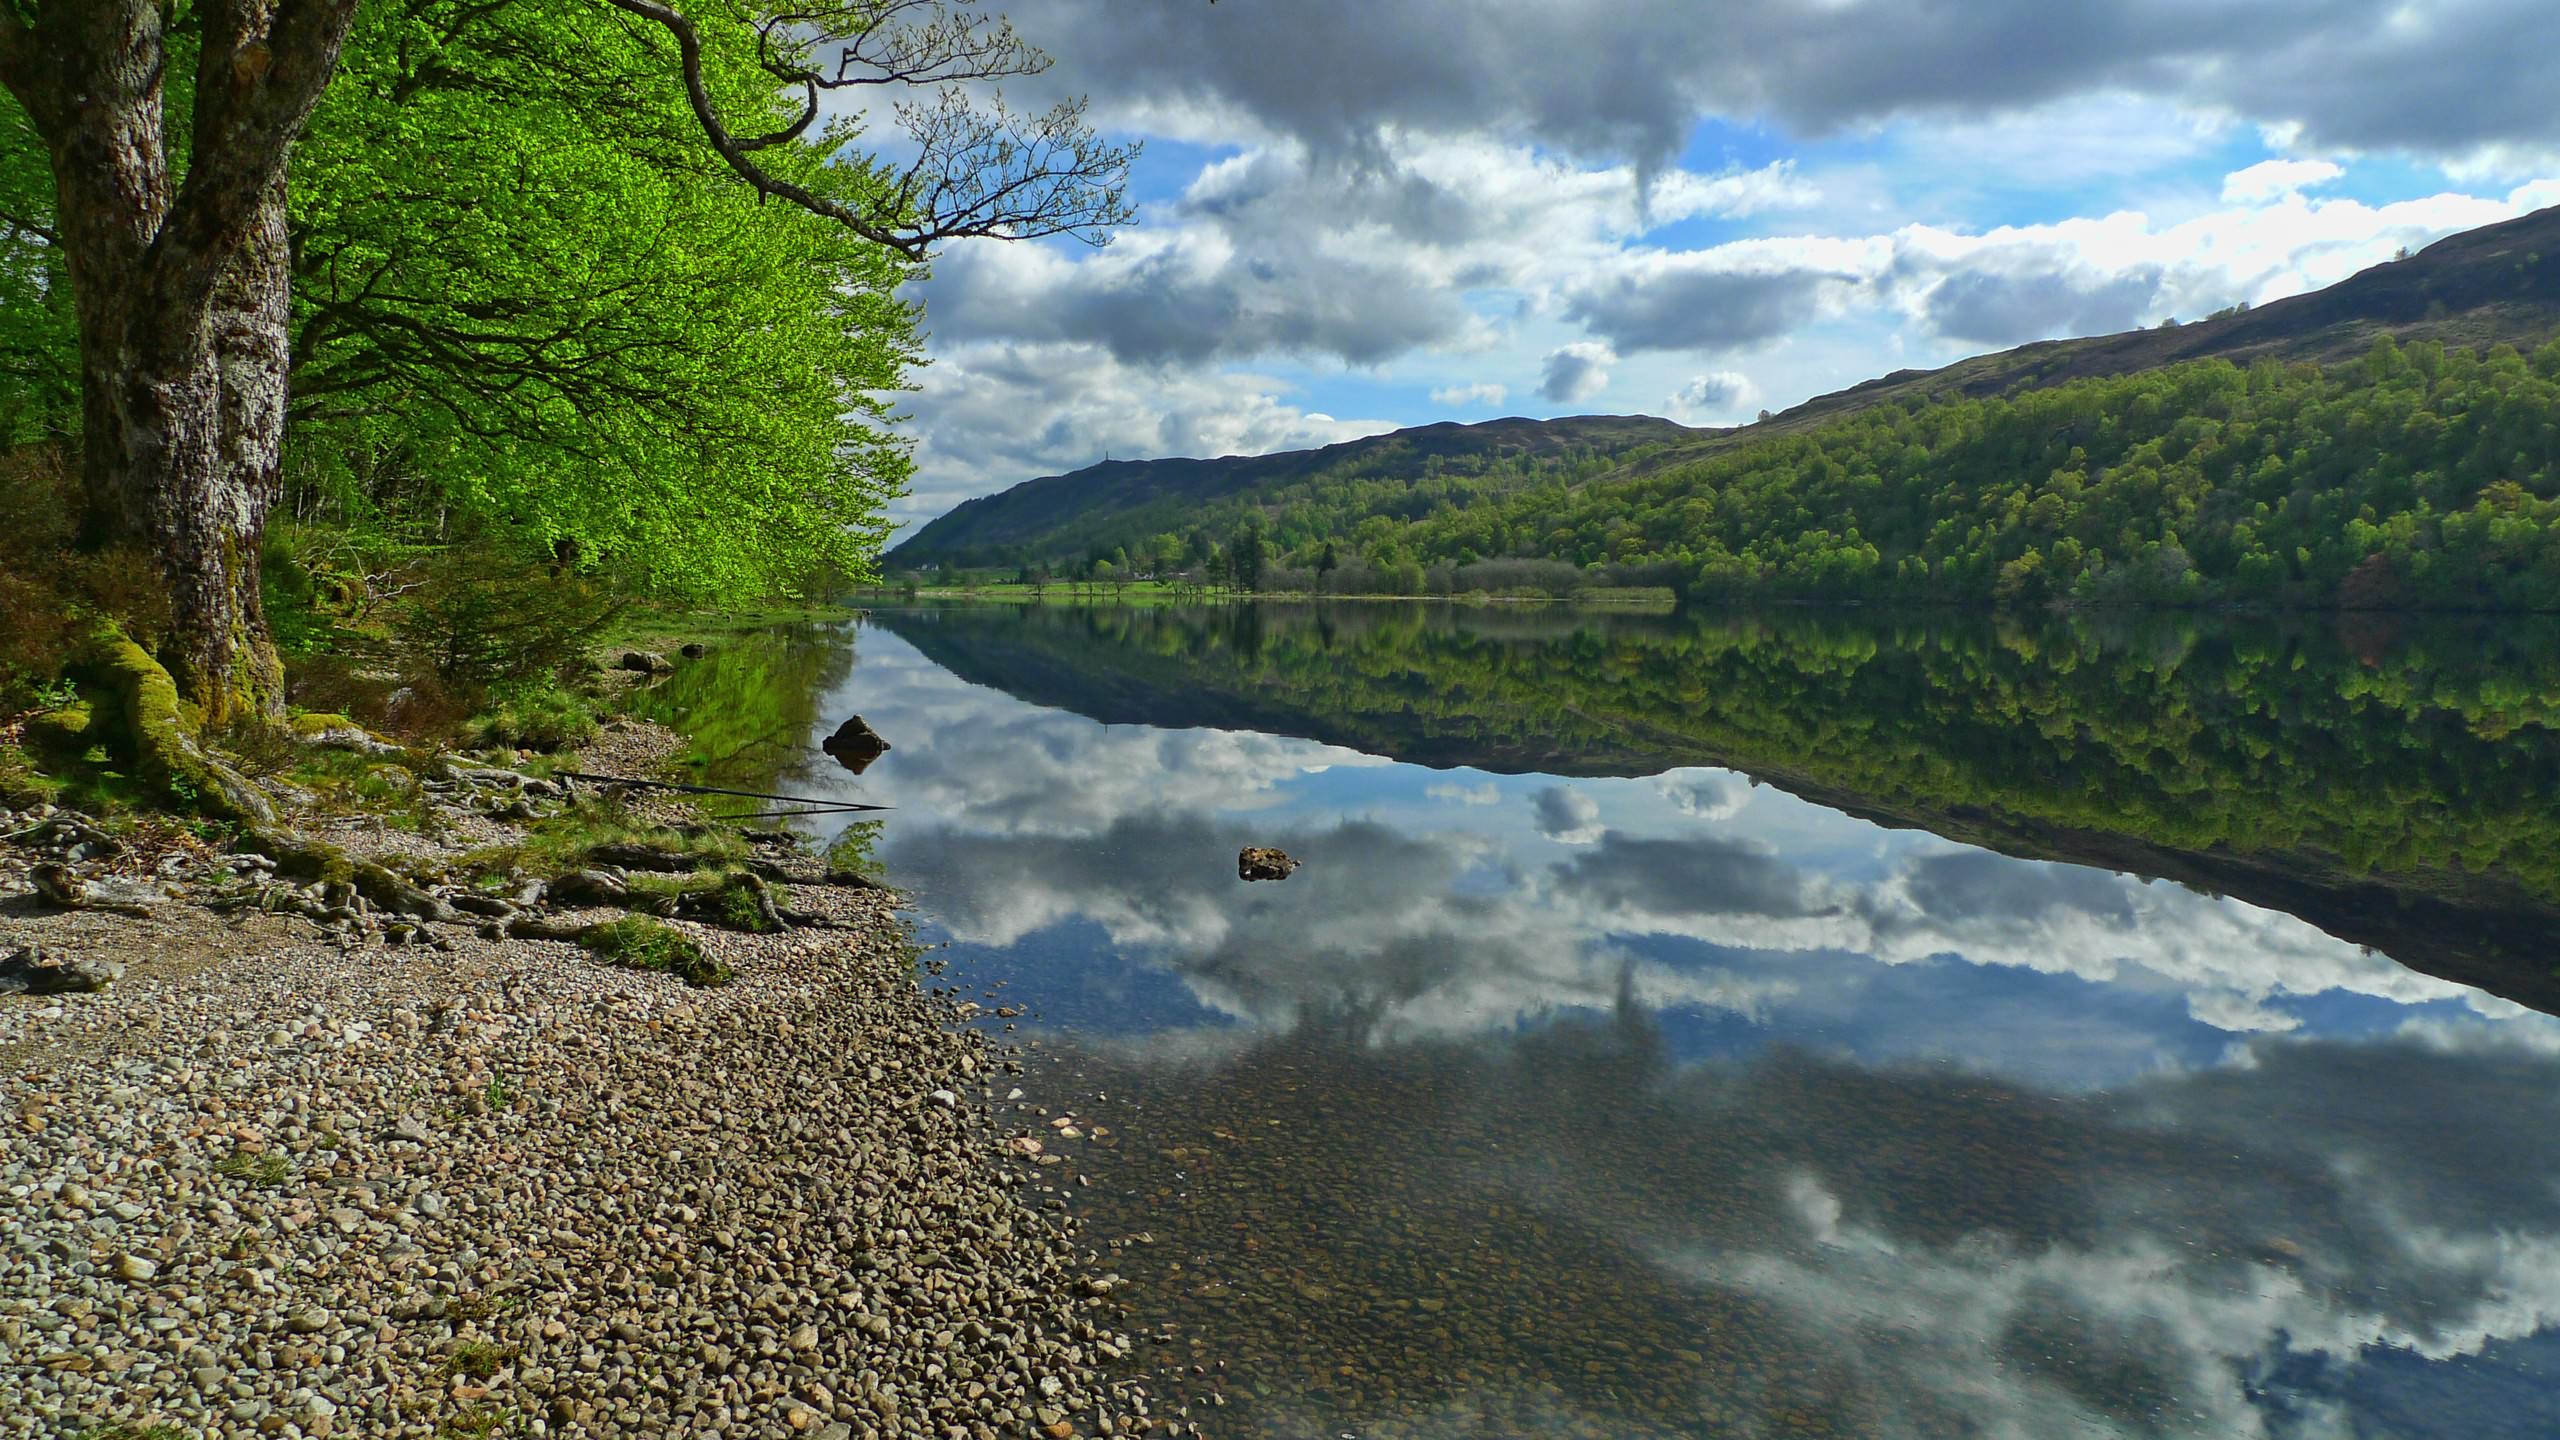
[0,730,1143,1440]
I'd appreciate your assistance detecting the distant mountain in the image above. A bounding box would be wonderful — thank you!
[888,414,1697,567]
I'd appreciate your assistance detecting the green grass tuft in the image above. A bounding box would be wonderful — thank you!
[579,915,731,987]
[212,1148,292,1188]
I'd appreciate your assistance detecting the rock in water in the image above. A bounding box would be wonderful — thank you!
[1238,846,1300,882]
[619,650,675,675]
[0,943,125,995]
[822,715,891,774]
[678,642,708,658]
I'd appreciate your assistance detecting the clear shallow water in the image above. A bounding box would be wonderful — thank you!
[639,604,2560,1439]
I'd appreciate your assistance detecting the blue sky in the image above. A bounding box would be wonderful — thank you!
[874,0,2560,535]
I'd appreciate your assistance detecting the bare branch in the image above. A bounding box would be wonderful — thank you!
[600,0,1133,256]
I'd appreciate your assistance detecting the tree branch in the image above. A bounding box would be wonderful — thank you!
[143,0,360,333]
[597,0,1132,256]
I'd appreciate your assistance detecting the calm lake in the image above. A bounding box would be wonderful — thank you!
[638,603,2560,1439]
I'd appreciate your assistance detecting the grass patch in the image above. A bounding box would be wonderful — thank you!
[464,688,600,754]
[452,793,748,885]
[579,916,730,987]
[444,1337,522,1381]
[436,1404,519,1440]
[213,1148,292,1188]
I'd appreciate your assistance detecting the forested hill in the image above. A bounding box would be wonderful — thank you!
[887,414,1696,567]
[891,206,2560,609]
[1623,200,2560,479]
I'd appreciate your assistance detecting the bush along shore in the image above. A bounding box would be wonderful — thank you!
[0,705,1166,1440]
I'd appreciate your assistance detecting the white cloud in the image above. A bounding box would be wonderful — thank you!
[1538,342,1616,403]
[2221,157,2346,203]
[1666,372,1760,422]
[1425,780,1502,806]
[1531,785,1607,843]
[1429,382,1510,410]
[1652,768,1752,820]
[896,341,1399,528]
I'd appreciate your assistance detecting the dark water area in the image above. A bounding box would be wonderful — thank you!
[634,603,2560,1439]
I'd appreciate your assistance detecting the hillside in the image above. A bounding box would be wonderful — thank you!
[1620,200,2560,479]
[888,414,1696,567]
[891,206,2560,607]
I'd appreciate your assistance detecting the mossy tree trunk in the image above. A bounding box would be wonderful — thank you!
[1,0,355,728]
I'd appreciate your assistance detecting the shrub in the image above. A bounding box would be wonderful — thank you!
[387,544,621,690]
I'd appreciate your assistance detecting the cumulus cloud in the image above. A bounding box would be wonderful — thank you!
[1429,382,1509,410]
[1537,343,1616,404]
[1564,258,1840,354]
[1531,785,1608,843]
[1920,258,2166,346]
[2222,156,2347,203]
[894,341,1399,527]
[1653,767,1752,820]
[1666,372,1760,421]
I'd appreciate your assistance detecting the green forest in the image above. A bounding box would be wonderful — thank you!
[0,0,1126,808]
[2,0,919,600]
[912,341,2560,611]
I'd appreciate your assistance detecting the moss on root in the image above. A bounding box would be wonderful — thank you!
[80,621,276,825]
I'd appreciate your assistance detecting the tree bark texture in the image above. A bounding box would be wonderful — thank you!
[0,0,354,726]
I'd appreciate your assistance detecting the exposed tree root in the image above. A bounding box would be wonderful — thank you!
[81,621,277,826]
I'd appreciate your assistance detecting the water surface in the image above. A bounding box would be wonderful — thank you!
[639,604,2560,1439]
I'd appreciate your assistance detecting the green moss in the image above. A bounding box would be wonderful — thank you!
[79,621,276,824]
[579,915,730,986]
[712,873,779,933]
[22,700,94,755]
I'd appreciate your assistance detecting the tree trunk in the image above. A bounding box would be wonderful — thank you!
[66,184,288,727]
[6,0,355,729]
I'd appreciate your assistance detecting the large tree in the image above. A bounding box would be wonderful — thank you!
[0,0,1130,724]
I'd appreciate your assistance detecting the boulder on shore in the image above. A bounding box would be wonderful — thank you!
[1238,846,1300,882]
[619,650,675,675]
[822,715,891,774]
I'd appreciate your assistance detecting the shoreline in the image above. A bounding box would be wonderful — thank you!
[0,721,1139,1440]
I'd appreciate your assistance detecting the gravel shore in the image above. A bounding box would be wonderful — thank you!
[0,743,1140,1439]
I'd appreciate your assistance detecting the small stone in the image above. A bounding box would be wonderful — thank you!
[114,1253,159,1283]
[1237,845,1300,882]
[285,1309,328,1334]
